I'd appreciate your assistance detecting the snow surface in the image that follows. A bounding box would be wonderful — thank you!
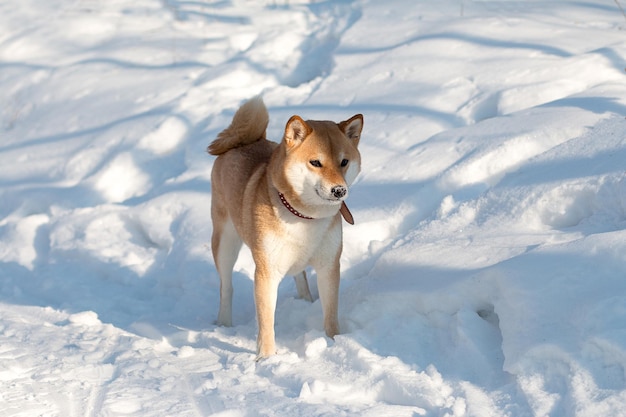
[1,0,626,416]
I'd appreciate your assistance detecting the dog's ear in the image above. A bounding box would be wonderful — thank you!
[339,114,363,146]
[284,115,312,148]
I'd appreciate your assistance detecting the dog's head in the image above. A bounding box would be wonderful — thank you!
[278,114,363,208]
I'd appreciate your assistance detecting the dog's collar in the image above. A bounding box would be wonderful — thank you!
[277,192,355,225]
[278,192,314,220]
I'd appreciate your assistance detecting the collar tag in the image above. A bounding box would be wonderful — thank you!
[340,202,354,225]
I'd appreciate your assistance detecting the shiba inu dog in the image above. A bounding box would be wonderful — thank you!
[208,97,363,358]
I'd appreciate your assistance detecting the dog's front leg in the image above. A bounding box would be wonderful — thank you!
[315,257,340,339]
[312,224,342,339]
[254,265,281,359]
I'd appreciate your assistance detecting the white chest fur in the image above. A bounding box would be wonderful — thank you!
[261,212,340,277]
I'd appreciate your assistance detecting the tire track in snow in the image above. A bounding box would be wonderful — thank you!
[181,370,223,417]
[86,361,120,417]
[281,1,363,87]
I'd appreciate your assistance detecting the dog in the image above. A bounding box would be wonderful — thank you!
[207,97,363,358]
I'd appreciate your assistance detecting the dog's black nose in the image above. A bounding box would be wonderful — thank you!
[331,186,347,199]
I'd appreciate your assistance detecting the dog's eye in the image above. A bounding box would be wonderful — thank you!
[309,160,322,168]
[340,159,349,167]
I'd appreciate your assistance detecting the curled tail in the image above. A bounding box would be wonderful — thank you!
[207,96,269,156]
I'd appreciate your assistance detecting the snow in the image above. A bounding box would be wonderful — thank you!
[1,0,626,415]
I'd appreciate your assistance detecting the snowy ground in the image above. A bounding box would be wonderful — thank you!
[1,0,626,416]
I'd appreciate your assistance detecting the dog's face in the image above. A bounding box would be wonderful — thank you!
[282,115,363,207]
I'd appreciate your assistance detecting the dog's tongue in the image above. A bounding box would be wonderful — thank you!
[340,202,354,225]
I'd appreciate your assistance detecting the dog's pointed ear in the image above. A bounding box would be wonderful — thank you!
[339,114,363,146]
[284,115,312,148]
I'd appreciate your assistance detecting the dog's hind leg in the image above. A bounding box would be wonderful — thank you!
[294,271,313,302]
[213,217,242,327]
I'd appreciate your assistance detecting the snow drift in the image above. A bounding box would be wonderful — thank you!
[1,0,626,416]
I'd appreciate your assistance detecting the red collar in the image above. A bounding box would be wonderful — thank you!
[278,192,314,220]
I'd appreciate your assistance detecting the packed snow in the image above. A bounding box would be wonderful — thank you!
[1,0,626,416]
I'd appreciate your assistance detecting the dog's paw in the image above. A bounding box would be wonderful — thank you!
[324,321,340,340]
[256,341,277,360]
[255,350,277,361]
[214,318,232,327]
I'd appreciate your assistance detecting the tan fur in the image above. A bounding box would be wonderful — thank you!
[208,97,363,359]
